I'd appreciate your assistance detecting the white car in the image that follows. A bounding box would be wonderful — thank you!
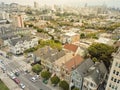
[20,83,25,89]
[8,72,16,79]
[34,75,39,79]
[31,77,36,82]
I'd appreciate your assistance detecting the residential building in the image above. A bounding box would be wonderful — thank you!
[106,47,120,90]
[33,46,52,62]
[61,32,80,44]
[96,37,115,46]
[0,38,3,48]
[70,59,107,90]
[9,36,38,54]
[40,14,53,20]
[63,54,83,82]
[35,33,51,41]
[70,59,94,90]
[54,52,73,78]
[113,27,120,39]
[1,34,20,46]
[114,39,120,48]
[63,44,80,55]
[83,62,107,90]
[0,11,9,20]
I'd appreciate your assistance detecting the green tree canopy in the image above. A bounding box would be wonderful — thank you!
[59,80,69,90]
[32,64,43,74]
[50,76,60,85]
[80,33,85,39]
[73,87,79,90]
[88,43,115,67]
[41,70,51,80]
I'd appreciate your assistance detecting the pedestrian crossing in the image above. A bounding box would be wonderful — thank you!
[7,67,24,75]
[2,60,14,66]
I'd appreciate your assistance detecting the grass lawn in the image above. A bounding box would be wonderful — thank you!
[0,79,9,90]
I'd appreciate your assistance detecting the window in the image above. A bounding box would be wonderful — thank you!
[114,79,117,82]
[109,83,111,87]
[115,86,118,90]
[115,62,118,66]
[117,80,120,83]
[111,77,114,81]
[90,83,93,87]
[116,71,119,75]
[113,70,116,74]
[116,62,118,67]
[112,85,114,89]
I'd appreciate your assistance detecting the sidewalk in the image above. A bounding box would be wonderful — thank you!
[0,70,22,90]
[46,79,62,90]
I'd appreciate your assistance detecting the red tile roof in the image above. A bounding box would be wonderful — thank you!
[64,55,83,72]
[64,44,78,52]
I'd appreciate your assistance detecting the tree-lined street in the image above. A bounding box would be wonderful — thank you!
[0,55,51,90]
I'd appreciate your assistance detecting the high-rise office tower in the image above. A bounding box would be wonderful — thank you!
[34,2,39,9]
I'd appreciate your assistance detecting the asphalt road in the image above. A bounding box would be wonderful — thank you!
[0,55,51,90]
[18,73,51,90]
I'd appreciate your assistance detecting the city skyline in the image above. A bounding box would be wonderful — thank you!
[0,0,120,8]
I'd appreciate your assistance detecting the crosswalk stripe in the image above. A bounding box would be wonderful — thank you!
[7,67,24,74]
[2,61,13,65]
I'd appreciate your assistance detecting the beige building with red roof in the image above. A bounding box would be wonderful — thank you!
[63,44,84,56]
[54,53,83,82]
[64,54,83,72]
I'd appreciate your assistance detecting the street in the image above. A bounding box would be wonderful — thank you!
[0,55,51,90]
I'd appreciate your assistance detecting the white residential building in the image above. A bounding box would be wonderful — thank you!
[9,37,38,54]
[0,11,10,20]
[106,47,120,90]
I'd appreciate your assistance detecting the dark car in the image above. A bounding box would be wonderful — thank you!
[15,72,20,77]
[42,79,48,84]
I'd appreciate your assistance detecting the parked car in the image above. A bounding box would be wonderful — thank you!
[0,60,3,64]
[7,72,16,79]
[42,79,48,84]
[25,70,30,74]
[14,72,20,77]
[34,75,39,79]
[1,66,6,73]
[14,78,20,84]
[20,83,25,89]
[31,77,36,82]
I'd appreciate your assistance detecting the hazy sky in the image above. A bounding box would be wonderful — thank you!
[0,0,120,8]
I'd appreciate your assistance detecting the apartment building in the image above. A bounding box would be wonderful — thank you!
[106,47,120,90]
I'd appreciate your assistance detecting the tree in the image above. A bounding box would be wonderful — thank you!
[80,33,85,39]
[32,64,43,74]
[59,80,69,90]
[92,57,98,62]
[41,70,51,80]
[88,43,115,68]
[73,88,79,90]
[50,76,60,85]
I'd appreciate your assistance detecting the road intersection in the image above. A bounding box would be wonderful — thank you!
[0,55,51,90]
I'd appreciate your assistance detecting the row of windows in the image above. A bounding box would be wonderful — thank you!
[111,77,120,83]
[113,70,119,76]
[109,83,118,90]
[84,81,96,88]
[115,62,120,68]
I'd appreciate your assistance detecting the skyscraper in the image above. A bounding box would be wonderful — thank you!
[106,47,120,90]
[12,14,24,28]
[34,2,39,9]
